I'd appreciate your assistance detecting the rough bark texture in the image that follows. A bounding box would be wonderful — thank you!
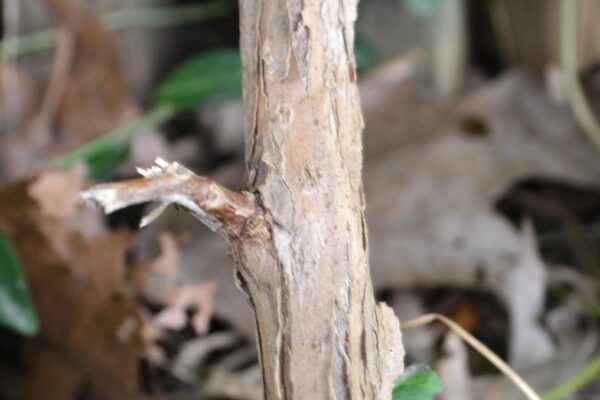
[80,0,404,398]
[235,0,403,398]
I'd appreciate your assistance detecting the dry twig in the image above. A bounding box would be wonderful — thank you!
[79,158,259,238]
[401,313,541,400]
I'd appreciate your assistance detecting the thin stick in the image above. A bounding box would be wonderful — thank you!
[0,0,236,59]
[560,0,600,154]
[78,158,259,237]
[50,104,176,171]
[1,0,22,133]
[31,28,74,137]
[400,313,541,400]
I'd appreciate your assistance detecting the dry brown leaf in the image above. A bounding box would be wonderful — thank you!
[42,0,139,144]
[151,232,180,278]
[0,176,148,398]
[0,0,140,180]
[0,63,40,137]
[26,168,102,262]
[359,54,451,158]
[22,347,86,400]
[27,165,86,219]
[0,28,75,179]
[500,221,554,369]
[365,71,600,292]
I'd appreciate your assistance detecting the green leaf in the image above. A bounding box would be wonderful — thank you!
[156,49,242,109]
[392,365,442,400]
[83,141,131,181]
[355,38,376,74]
[51,104,176,180]
[403,0,441,18]
[52,50,242,180]
[0,230,39,336]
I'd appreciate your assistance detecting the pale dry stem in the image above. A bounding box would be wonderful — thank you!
[78,158,258,236]
[401,313,541,400]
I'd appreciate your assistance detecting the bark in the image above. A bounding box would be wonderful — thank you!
[236,0,403,398]
[80,0,404,398]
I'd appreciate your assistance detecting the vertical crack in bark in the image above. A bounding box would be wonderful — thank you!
[243,0,265,189]
[332,301,350,400]
[360,277,369,366]
[332,239,353,399]
[242,0,404,398]
[241,273,270,399]
[373,304,384,389]
[277,258,291,399]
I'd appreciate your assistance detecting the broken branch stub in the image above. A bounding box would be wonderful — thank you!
[78,158,265,240]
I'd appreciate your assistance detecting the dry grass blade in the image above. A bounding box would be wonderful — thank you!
[400,313,541,400]
[560,0,600,154]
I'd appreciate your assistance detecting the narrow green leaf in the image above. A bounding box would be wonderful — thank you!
[392,365,442,400]
[542,353,600,400]
[0,230,39,336]
[156,49,242,109]
[51,104,176,180]
[403,0,441,18]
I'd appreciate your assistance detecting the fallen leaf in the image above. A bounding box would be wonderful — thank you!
[0,63,40,137]
[171,332,239,381]
[151,232,180,278]
[437,332,472,400]
[27,165,86,220]
[154,281,217,334]
[365,71,600,292]
[500,221,555,369]
[140,311,167,366]
[0,0,141,181]
[44,0,139,144]
[22,347,85,400]
[0,175,147,398]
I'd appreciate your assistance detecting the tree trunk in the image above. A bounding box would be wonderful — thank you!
[234,0,403,398]
[80,0,404,398]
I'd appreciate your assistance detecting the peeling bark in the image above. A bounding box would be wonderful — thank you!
[80,0,403,398]
[237,0,404,398]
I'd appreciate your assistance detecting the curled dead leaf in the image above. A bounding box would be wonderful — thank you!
[151,232,180,278]
[28,165,87,219]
